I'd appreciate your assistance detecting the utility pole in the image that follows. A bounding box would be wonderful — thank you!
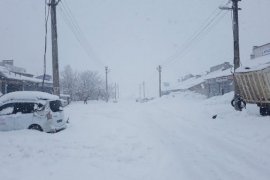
[220,0,241,111]
[117,84,120,99]
[157,65,162,97]
[142,81,146,99]
[50,0,60,96]
[105,66,109,102]
[114,83,117,100]
[139,84,142,99]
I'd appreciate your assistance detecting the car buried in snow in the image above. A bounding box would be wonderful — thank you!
[0,91,67,132]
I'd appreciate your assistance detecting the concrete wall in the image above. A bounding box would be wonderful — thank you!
[251,43,270,59]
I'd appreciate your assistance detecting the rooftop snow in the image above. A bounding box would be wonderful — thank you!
[236,55,270,73]
[169,68,232,90]
[0,66,52,84]
[0,91,59,103]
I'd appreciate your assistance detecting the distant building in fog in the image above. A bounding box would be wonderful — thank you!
[164,62,234,98]
[250,43,270,59]
[0,60,53,95]
[210,62,233,72]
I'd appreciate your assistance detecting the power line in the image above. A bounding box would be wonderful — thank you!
[163,11,228,68]
[160,0,230,68]
[144,0,230,97]
[162,12,227,67]
[42,0,51,90]
[58,0,105,68]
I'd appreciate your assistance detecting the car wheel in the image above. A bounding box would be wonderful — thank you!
[28,124,43,132]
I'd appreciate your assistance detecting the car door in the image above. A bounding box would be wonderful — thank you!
[13,103,34,130]
[0,103,15,131]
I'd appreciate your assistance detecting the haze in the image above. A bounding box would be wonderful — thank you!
[0,0,269,97]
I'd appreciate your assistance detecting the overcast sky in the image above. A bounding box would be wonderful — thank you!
[0,0,269,98]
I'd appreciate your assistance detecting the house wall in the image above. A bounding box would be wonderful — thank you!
[187,75,234,98]
[0,78,53,95]
[251,43,270,59]
[210,62,232,72]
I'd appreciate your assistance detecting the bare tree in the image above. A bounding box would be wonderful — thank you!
[61,66,110,101]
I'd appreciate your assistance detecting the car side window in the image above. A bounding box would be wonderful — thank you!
[0,103,15,115]
[14,103,35,114]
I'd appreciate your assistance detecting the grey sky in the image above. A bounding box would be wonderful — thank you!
[0,0,269,97]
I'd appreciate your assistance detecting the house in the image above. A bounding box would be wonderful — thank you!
[35,74,52,81]
[164,62,234,97]
[0,60,53,95]
[250,43,270,59]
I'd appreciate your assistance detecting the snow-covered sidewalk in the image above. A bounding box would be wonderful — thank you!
[1,92,270,180]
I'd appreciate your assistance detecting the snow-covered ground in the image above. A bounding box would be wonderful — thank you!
[1,92,270,180]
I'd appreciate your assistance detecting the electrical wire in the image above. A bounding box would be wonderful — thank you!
[58,0,105,68]
[160,0,230,68]
[164,10,229,68]
[145,0,231,90]
[42,0,51,91]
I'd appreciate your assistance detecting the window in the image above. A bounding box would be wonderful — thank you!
[14,103,35,114]
[35,103,45,111]
[49,100,63,112]
[0,103,15,115]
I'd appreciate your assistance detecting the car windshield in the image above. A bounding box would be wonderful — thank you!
[49,100,63,112]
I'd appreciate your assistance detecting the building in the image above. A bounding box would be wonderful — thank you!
[250,43,270,59]
[164,62,234,98]
[210,62,233,72]
[35,74,52,81]
[0,60,53,95]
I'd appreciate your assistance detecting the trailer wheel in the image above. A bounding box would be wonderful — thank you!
[260,107,270,116]
[231,97,246,111]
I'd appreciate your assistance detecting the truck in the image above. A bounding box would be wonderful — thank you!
[234,55,270,116]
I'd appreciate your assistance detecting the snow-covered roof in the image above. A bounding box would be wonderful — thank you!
[60,94,71,98]
[236,55,270,73]
[169,68,232,90]
[0,91,59,104]
[0,66,52,84]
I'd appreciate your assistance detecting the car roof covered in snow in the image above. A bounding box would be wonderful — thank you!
[0,91,59,104]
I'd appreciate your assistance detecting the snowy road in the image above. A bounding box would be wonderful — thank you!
[1,92,270,180]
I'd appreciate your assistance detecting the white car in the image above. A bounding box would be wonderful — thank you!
[0,91,67,132]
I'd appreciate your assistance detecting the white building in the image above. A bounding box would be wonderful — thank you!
[251,43,270,59]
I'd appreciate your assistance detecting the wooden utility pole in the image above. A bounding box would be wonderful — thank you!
[157,65,162,97]
[220,0,241,111]
[232,0,242,111]
[232,0,241,71]
[142,81,146,99]
[105,66,109,102]
[117,84,120,99]
[139,84,142,99]
[114,83,117,100]
[50,0,60,96]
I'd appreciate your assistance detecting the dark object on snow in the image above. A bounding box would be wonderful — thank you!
[84,96,89,104]
[212,115,217,119]
[231,94,246,111]
[258,104,270,116]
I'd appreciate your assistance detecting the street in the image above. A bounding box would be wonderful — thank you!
[1,92,270,180]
